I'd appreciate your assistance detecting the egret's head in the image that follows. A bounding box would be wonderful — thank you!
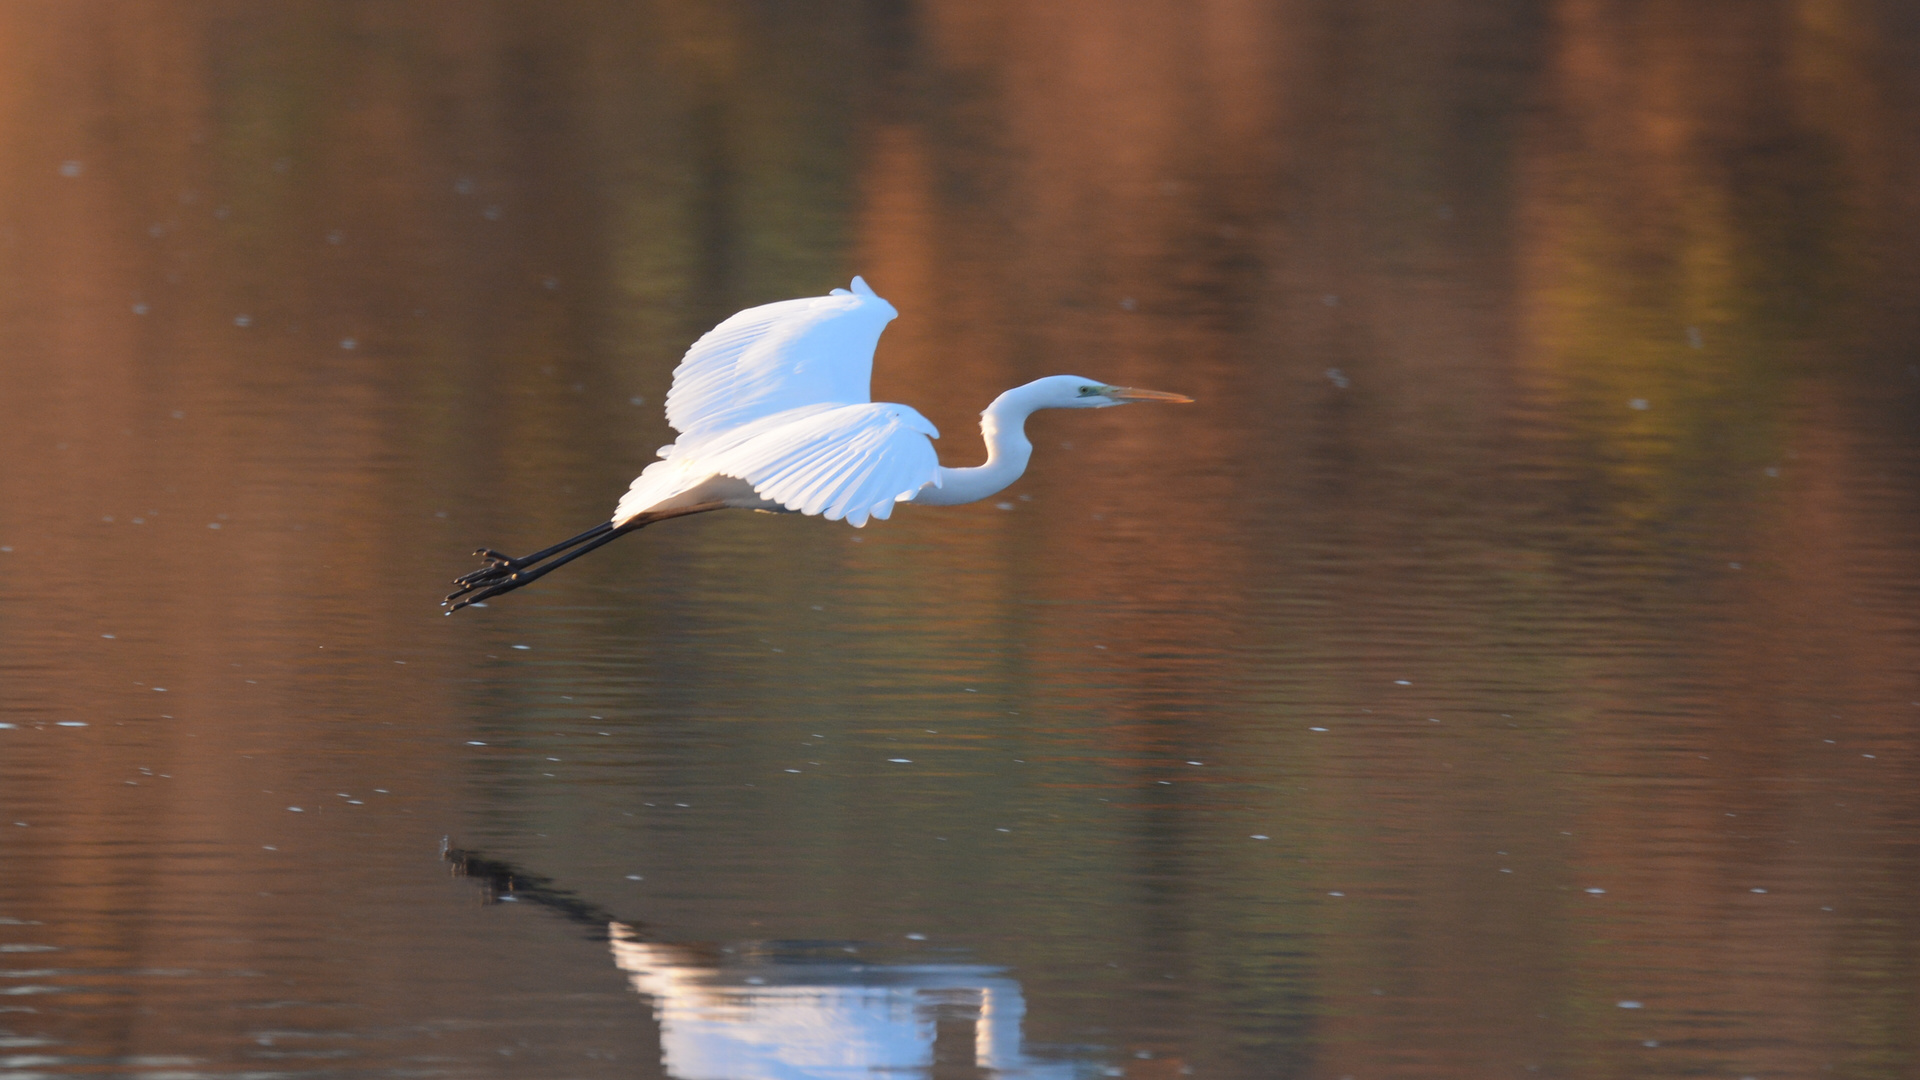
[1027,374,1195,410]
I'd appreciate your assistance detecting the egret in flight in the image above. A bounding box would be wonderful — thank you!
[445,277,1191,612]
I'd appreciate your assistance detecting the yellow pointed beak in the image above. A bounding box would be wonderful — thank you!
[1107,386,1195,404]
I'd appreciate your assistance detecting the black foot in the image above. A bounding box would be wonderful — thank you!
[446,549,531,610]
[451,548,521,587]
[440,510,715,615]
[442,521,630,614]
[444,573,527,612]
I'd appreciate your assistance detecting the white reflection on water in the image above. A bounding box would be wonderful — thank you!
[609,923,1078,1080]
[446,846,1084,1078]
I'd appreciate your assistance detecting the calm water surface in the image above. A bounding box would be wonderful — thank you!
[2,4,1918,1078]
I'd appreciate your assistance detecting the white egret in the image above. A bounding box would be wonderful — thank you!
[446,276,1191,612]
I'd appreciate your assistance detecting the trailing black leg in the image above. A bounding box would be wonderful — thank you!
[451,521,614,593]
[442,502,728,613]
[445,523,638,612]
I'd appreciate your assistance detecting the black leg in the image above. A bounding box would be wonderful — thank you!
[451,521,614,590]
[443,502,729,613]
[445,522,639,612]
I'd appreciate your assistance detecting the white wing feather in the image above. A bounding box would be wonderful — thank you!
[663,276,897,444]
[703,403,941,527]
[617,278,939,529]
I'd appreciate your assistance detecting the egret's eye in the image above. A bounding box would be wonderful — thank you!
[1078,385,1098,396]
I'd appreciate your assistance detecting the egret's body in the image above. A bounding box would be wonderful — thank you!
[446,277,1189,611]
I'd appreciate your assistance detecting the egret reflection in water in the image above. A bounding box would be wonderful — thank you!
[447,845,1082,1080]
[611,928,1076,1080]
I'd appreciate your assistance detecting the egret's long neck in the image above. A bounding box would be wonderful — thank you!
[911,385,1043,506]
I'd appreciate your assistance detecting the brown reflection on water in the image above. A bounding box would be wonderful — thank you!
[1,2,1917,1078]
[1510,8,1920,1075]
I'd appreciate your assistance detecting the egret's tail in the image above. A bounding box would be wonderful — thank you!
[442,503,727,613]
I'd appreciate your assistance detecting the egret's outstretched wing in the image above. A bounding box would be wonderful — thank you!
[664,276,897,445]
[705,403,941,527]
